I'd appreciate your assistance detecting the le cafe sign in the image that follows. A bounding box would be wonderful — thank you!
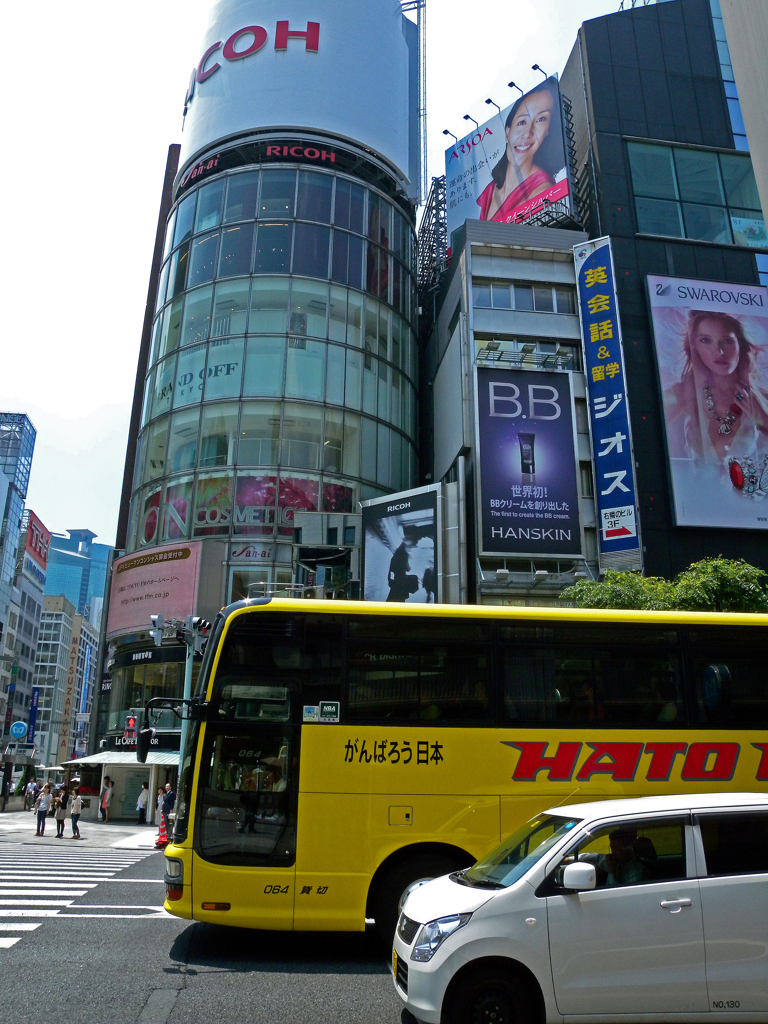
[186,20,320,106]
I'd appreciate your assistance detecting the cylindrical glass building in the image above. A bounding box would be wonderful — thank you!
[126,141,418,597]
[104,2,422,769]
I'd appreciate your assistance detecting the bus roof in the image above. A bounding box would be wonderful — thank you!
[221,597,768,628]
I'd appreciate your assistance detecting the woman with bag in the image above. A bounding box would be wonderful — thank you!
[70,787,83,839]
[34,784,53,836]
[55,786,70,838]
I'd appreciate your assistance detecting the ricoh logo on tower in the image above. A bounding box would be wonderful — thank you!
[190,19,320,95]
[177,0,418,197]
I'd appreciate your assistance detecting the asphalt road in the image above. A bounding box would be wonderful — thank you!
[0,813,404,1024]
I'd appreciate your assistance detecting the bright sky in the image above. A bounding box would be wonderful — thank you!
[2,0,621,548]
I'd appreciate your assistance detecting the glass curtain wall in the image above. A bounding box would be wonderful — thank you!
[129,164,419,593]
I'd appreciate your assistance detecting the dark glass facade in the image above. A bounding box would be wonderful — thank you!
[560,0,767,575]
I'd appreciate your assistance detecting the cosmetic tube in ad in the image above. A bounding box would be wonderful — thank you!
[518,433,535,475]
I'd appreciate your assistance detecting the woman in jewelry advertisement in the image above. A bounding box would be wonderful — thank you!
[648,274,768,528]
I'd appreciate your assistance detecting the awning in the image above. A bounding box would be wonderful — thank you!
[62,751,180,768]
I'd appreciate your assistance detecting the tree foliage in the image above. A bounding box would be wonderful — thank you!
[560,558,768,614]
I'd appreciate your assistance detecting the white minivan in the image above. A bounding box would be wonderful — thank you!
[393,793,768,1024]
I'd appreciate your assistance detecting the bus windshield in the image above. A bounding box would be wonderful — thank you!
[462,814,581,889]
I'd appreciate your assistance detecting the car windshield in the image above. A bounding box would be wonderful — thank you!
[463,814,582,889]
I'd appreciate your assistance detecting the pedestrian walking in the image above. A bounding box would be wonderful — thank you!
[55,786,70,838]
[70,787,83,839]
[155,788,164,826]
[102,780,114,822]
[25,779,38,811]
[136,782,149,825]
[161,782,175,839]
[98,776,111,822]
[34,784,53,836]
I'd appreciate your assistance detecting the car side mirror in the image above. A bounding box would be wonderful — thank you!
[562,862,596,891]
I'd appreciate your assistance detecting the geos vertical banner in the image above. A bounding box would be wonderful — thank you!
[574,237,642,569]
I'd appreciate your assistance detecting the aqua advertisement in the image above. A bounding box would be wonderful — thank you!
[476,367,581,556]
[445,77,570,250]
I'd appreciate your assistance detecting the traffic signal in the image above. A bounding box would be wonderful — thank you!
[192,617,211,655]
[124,714,137,742]
[149,614,164,647]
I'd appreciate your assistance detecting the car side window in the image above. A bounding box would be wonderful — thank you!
[696,811,768,877]
[560,818,687,889]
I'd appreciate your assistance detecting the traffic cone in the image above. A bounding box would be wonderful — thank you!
[155,814,169,849]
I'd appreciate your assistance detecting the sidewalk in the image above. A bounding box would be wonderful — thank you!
[0,810,162,849]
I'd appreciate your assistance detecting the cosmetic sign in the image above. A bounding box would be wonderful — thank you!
[575,238,642,569]
[647,274,768,529]
[476,367,581,557]
[445,76,571,250]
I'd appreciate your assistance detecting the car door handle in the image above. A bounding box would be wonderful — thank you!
[660,898,692,912]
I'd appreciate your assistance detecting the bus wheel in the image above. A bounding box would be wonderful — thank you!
[445,967,535,1024]
[372,852,465,949]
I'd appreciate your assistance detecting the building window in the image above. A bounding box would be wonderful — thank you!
[628,142,766,248]
[473,281,577,313]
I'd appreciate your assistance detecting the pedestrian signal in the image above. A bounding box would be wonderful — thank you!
[124,714,137,742]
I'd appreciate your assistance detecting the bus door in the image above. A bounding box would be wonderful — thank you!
[192,683,299,930]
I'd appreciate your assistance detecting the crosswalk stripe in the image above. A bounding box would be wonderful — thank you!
[0,890,88,897]
[0,900,73,906]
[0,846,160,949]
[0,910,61,917]
[0,878,100,884]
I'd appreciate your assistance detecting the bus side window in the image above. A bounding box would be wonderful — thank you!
[690,648,768,727]
[348,644,490,723]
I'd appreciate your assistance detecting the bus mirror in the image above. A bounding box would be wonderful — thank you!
[137,727,155,764]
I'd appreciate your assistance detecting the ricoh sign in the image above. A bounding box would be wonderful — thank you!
[178,0,417,195]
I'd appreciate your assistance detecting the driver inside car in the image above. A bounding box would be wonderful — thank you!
[577,827,653,887]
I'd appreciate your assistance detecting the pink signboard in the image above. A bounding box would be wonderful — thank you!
[106,543,202,637]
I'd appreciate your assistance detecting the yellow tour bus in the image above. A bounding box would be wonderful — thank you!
[149,597,768,943]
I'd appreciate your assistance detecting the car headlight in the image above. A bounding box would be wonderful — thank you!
[411,913,471,962]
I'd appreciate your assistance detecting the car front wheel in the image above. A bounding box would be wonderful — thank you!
[446,969,534,1024]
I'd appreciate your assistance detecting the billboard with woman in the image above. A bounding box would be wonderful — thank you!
[445,77,571,244]
[648,275,768,529]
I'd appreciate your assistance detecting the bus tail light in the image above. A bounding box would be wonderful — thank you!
[164,858,184,901]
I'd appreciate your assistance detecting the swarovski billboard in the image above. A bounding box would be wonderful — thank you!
[180,0,418,194]
[647,274,768,529]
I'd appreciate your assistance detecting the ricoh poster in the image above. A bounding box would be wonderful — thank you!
[647,274,768,529]
[445,76,570,248]
[361,486,440,603]
[476,367,581,557]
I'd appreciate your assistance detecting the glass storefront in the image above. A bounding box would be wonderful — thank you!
[128,161,419,592]
[107,655,198,734]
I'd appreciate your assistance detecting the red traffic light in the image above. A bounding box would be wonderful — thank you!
[125,714,137,740]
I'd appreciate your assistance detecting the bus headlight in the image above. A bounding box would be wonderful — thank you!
[411,913,471,962]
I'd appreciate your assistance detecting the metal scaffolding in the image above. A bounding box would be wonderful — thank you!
[417,175,447,293]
